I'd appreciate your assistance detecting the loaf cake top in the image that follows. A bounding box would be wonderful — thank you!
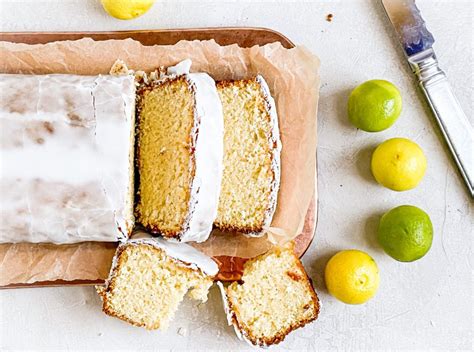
[0,73,135,243]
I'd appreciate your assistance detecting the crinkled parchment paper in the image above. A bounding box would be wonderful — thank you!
[0,38,320,285]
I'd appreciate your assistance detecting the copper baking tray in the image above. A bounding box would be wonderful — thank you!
[0,27,317,288]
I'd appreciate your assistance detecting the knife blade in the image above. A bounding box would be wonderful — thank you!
[381,0,474,197]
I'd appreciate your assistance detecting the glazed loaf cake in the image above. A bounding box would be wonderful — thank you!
[216,76,281,235]
[135,60,224,242]
[0,74,135,243]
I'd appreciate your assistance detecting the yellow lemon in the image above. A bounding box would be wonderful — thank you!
[101,0,155,20]
[371,138,427,191]
[325,250,380,305]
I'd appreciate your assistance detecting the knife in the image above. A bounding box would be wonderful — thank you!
[381,0,474,197]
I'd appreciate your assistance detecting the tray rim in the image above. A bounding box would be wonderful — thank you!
[0,26,318,289]
[0,26,295,48]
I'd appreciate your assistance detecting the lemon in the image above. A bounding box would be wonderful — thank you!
[325,250,380,305]
[101,0,155,20]
[348,79,402,132]
[378,205,433,262]
[371,137,427,191]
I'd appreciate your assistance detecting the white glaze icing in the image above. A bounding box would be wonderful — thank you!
[166,59,192,76]
[142,60,224,243]
[181,71,224,242]
[124,230,218,276]
[0,74,135,243]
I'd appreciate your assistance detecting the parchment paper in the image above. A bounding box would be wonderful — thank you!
[0,38,320,285]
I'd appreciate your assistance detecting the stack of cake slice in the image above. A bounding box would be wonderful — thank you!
[134,64,282,242]
[98,236,319,346]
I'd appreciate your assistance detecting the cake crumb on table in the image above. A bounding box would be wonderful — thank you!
[177,327,188,336]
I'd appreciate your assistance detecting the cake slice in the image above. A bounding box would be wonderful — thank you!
[98,231,218,330]
[135,60,224,242]
[216,76,281,235]
[218,242,320,347]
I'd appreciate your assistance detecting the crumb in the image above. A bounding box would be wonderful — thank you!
[177,327,188,337]
[97,332,103,337]
[109,59,130,76]
[326,13,333,22]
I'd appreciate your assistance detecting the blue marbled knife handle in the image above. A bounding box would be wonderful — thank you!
[409,49,474,197]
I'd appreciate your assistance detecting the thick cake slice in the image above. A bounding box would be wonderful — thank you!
[0,74,135,243]
[135,60,223,242]
[216,76,281,235]
[98,231,218,330]
[218,243,320,347]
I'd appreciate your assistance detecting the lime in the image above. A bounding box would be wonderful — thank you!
[348,79,402,132]
[371,137,427,191]
[101,0,155,20]
[325,250,380,305]
[378,205,433,262]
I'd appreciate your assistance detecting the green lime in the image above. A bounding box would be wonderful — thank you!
[378,205,433,262]
[348,79,402,132]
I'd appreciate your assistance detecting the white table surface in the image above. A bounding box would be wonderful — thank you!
[0,1,472,351]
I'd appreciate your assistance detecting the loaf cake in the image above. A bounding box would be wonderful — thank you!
[98,230,218,330]
[218,243,320,346]
[135,60,224,242]
[0,74,135,243]
[215,76,281,235]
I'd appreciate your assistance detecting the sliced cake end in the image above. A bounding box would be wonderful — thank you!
[98,234,218,330]
[219,242,320,346]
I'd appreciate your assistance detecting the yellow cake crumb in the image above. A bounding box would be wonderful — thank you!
[135,77,195,238]
[222,243,320,346]
[216,77,279,233]
[100,243,213,330]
